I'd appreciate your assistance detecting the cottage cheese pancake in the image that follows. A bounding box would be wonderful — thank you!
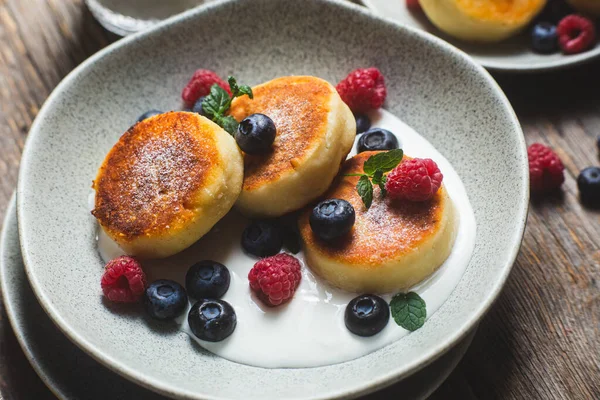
[420,0,546,42]
[92,111,243,259]
[229,76,355,217]
[300,151,458,293]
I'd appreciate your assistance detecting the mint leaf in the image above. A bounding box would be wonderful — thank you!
[202,84,230,118]
[357,175,373,209]
[218,115,239,135]
[372,171,387,197]
[202,76,253,135]
[228,76,239,95]
[228,76,254,100]
[363,149,404,176]
[371,170,384,185]
[379,182,387,197]
[390,292,426,332]
[351,149,401,207]
[237,85,253,99]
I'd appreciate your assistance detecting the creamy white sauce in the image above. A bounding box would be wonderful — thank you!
[92,109,476,368]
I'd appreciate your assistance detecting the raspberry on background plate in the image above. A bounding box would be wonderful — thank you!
[101,256,147,303]
[528,143,565,193]
[248,253,302,306]
[336,67,387,113]
[181,69,231,107]
[557,14,596,55]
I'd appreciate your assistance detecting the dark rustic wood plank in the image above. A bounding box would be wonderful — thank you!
[0,0,112,223]
[0,2,111,397]
[0,1,599,399]
[429,66,600,400]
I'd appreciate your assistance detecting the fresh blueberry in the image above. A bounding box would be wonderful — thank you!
[186,260,230,299]
[191,97,207,116]
[531,23,558,54]
[310,199,355,241]
[188,299,236,342]
[357,128,399,153]
[144,280,188,321]
[354,113,372,135]
[137,109,162,123]
[577,167,600,205]
[345,294,389,337]
[241,220,283,257]
[235,113,276,154]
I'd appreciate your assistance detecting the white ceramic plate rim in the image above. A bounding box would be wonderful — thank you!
[361,0,600,73]
[0,193,475,400]
[16,0,529,398]
[0,195,65,400]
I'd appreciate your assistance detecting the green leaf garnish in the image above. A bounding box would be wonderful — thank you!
[390,292,426,332]
[372,172,387,197]
[227,76,254,100]
[217,115,239,135]
[201,76,253,135]
[346,149,403,209]
[356,175,373,209]
[371,169,384,185]
[363,149,404,175]
[202,85,231,119]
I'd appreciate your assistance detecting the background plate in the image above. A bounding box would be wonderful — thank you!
[363,0,600,72]
[16,0,527,399]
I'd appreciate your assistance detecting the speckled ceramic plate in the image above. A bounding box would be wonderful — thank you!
[17,0,528,399]
[363,0,600,72]
[1,196,475,400]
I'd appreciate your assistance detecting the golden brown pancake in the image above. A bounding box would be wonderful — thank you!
[229,76,355,217]
[299,151,458,293]
[92,111,243,259]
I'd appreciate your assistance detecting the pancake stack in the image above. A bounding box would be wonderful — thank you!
[92,76,355,259]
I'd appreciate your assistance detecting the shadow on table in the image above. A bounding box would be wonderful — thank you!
[428,284,522,400]
[0,307,57,400]
[491,59,600,120]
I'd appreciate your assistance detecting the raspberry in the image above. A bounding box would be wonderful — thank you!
[557,15,596,55]
[336,68,387,113]
[248,253,302,306]
[101,256,147,303]
[528,143,565,193]
[406,0,421,10]
[385,158,443,202]
[181,69,231,107]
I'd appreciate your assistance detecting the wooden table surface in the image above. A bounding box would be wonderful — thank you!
[1,1,599,399]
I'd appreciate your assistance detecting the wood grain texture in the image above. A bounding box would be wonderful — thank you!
[0,0,599,399]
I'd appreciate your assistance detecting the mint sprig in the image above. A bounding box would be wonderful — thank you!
[348,149,403,209]
[356,175,373,209]
[390,292,426,332]
[201,76,253,135]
